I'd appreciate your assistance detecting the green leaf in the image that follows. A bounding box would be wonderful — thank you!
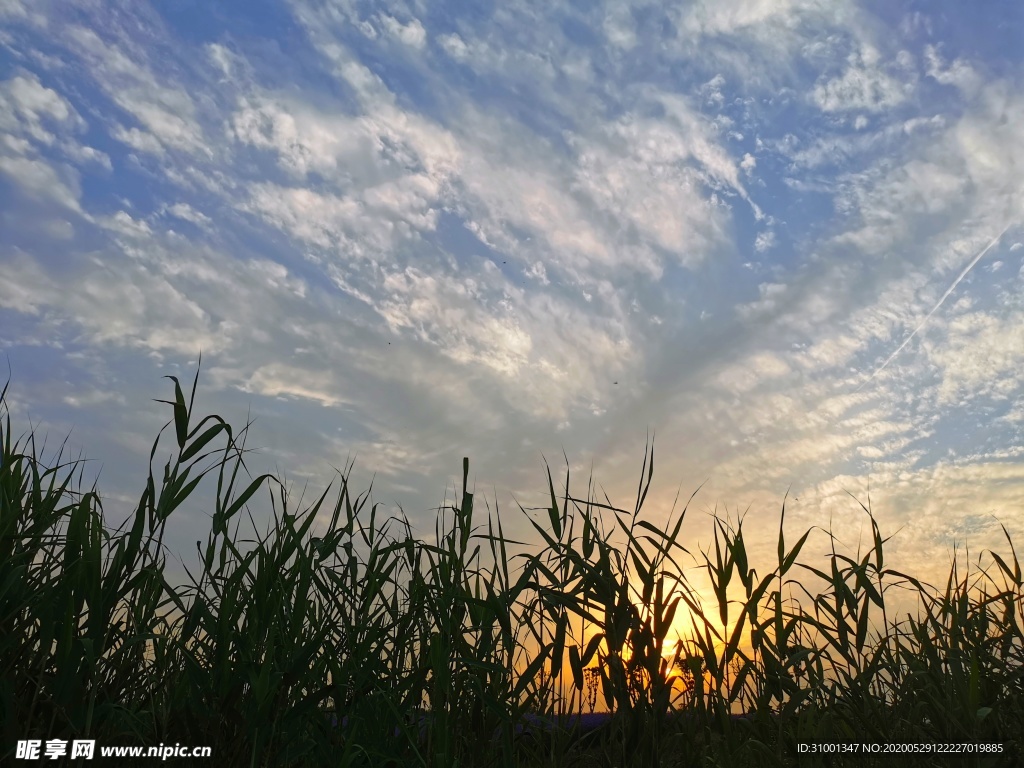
[569,646,583,690]
[214,473,275,533]
[180,421,226,463]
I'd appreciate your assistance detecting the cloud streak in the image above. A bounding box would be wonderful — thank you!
[854,218,1017,393]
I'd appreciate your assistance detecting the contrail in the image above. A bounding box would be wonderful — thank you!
[855,220,1015,393]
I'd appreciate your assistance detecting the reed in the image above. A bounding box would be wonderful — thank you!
[1,360,1020,767]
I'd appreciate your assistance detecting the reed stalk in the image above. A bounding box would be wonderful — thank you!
[1,361,1020,766]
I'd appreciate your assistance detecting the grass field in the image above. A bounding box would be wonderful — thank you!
[2,361,1021,767]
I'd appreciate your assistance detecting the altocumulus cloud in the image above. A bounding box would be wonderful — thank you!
[1,0,1023,619]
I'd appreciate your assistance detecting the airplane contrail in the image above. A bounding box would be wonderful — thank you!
[855,219,1015,393]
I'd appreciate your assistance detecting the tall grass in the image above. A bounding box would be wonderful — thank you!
[1,361,1021,767]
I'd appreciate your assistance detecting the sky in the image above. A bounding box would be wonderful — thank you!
[2,0,1023,637]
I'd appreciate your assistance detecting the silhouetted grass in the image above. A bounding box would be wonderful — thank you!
[1,360,1020,767]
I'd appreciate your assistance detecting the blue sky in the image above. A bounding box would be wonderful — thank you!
[2,0,1023,623]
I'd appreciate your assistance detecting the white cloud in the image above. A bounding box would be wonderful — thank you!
[0,70,108,177]
[354,265,636,422]
[0,0,46,26]
[0,248,50,314]
[163,202,211,227]
[377,267,533,376]
[0,0,29,18]
[242,185,369,251]
[754,230,775,252]
[832,79,1024,261]
[63,142,111,169]
[2,210,323,365]
[207,42,248,83]
[242,176,441,256]
[525,261,550,285]
[925,310,1024,406]
[0,245,218,354]
[378,15,427,50]
[230,91,461,184]
[63,389,127,408]
[437,33,470,61]
[700,74,727,108]
[603,6,637,50]
[674,0,837,38]
[468,152,619,270]
[0,73,85,146]
[834,160,967,253]
[737,282,787,318]
[111,125,166,157]
[239,363,351,407]
[67,26,208,157]
[564,101,743,269]
[812,47,912,113]
[924,45,982,94]
[0,155,82,212]
[716,351,792,395]
[666,0,865,95]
